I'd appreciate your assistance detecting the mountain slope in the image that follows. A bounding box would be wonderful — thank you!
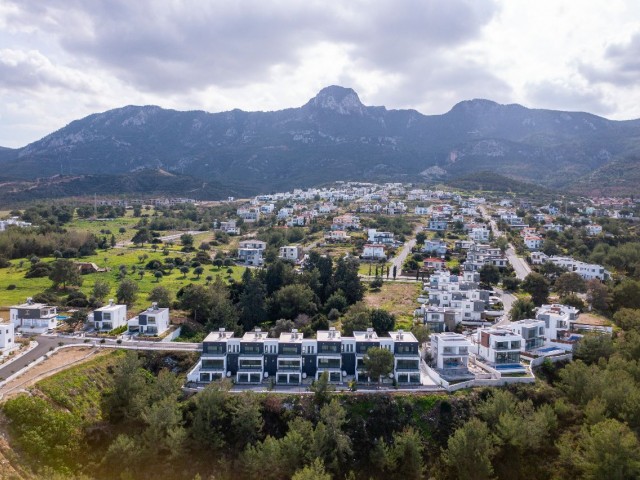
[5,85,640,197]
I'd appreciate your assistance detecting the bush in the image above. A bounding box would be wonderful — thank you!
[6,284,16,290]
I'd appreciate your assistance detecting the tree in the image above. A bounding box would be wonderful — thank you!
[324,290,348,314]
[510,298,536,321]
[180,265,190,278]
[558,419,640,480]
[574,333,615,365]
[495,236,509,254]
[586,279,612,312]
[410,324,430,344]
[272,284,317,320]
[292,459,331,480]
[239,274,268,331]
[334,257,364,304]
[542,238,560,256]
[521,272,550,306]
[229,391,264,448]
[441,418,496,480]
[363,347,394,383]
[310,371,335,407]
[131,228,151,246]
[194,266,204,278]
[370,276,383,290]
[49,259,83,290]
[384,427,424,480]
[613,279,640,310]
[154,270,164,282]
[105,351,149,422]
[502,276,521,291]
[190,380,231,450]
[92,279,110,301]
[613,308,640,331]
[479,264,501,286]
[180,233,194,250]
[110,234,116,248]
[554,272,587,297]
[415,232,426,245]
[117,278,139,306]
[370,309,395,334]
[341,311,372,336]
[148,286,173,308]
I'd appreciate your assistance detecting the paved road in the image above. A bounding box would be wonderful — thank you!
[479,206,531,280]
[0,335,200,380]
[495,287,516,326]
[506,246,532,280]
[390,225,423,276]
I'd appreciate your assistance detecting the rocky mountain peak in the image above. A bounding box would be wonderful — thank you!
[306,85,365,115]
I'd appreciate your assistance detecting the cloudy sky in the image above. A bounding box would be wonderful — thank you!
[1,0,639,147]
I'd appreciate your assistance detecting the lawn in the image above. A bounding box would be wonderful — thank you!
[358,261,392,276]
[0,246,248,312]
[364,281,421,329]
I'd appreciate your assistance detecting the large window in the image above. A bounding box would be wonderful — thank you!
[202,359,224,370]
[278,359,301,370]
[319,343,339,354]
[396,359,419,371]
[203,344,226,354]
[239,359,263,369]
[318,357,340,369]
[495,352,520,364]
[396,344,417,355]
[242,345,261,354]
[280,345,299,355]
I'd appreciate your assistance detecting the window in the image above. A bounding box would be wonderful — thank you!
[148,317,156,324]
[202,359,224,370]
[280,345,298,355]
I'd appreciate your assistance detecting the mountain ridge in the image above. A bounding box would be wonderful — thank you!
[2,85,640,198]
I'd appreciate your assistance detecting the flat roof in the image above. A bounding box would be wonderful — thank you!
[353,330,379,341]
[203,330,235,342]
[388,331,418,343]
[95,303,126,312]
[12,302,52,309]
[241,330,269,342]
[279,331,303,343]
[317,329,342,341]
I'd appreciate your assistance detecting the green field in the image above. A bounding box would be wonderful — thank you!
[0,246,247,312]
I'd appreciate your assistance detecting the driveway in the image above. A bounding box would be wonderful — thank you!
[505,246,532,280]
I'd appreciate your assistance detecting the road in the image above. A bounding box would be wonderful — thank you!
[0,334,200,381]
[495,287,516,326]
[479,205,531,280]
[505,245,532,280]
[389,224,423,278]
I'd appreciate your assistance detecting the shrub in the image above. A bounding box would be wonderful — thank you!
[6,284,16,290]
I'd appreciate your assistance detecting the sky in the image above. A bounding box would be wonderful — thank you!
[1,0,640,148]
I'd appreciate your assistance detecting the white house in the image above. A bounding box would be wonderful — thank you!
[362,244,386,259]
[504,319,546,351]
[89,300,128,331]
[524,235,544,250]
[324,230,351,242]
[0,320,15,353]
[469,226,490,242]
[367,229,395,244]
[430,332,471,373]
[218,220,240,235]
[415,206,429,215]
[279,245,302,262]
[536,304,578,341]
[332,214,360,230]
[475,327,523,366]
[237,207,260,222]
[238,240,267,266]
[128,303,170,336]
[10,298,58,333]
[585,224,603,236]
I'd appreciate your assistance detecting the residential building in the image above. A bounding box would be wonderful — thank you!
[237,207,260,222]
[524,235,543,250]
[415,206,429,215]
[331,214,360,230]
[430,332,471,374]
[367,229,395,245]
[88,300,127,331]
[536,304,578,340]
[0,320,15,353]
[324,230,350,242]
[279,245,303,262]
[238,240,267,266]
[128,303,170,336]
[585,224,602,236]
[218,220,240,235]
[10,298,58,333]
[422,240,447,256]
[427,219,448,231]
[469,226,490,242]
[187,327,423,386]
[475,327,522,366]
[424,257,446,270]
[362,244,386,259]
[505,319,545,351]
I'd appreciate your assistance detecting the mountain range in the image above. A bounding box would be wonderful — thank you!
[1,85,639,200]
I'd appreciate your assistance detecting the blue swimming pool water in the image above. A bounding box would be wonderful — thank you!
[56,315,68,320]
[495,364,524,370]
[538,347,558,352]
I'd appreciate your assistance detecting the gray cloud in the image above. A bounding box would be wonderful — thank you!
[524,80,615,115]
[0,49,97,93]
[578,32,640,87]
[3,0,499,94]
